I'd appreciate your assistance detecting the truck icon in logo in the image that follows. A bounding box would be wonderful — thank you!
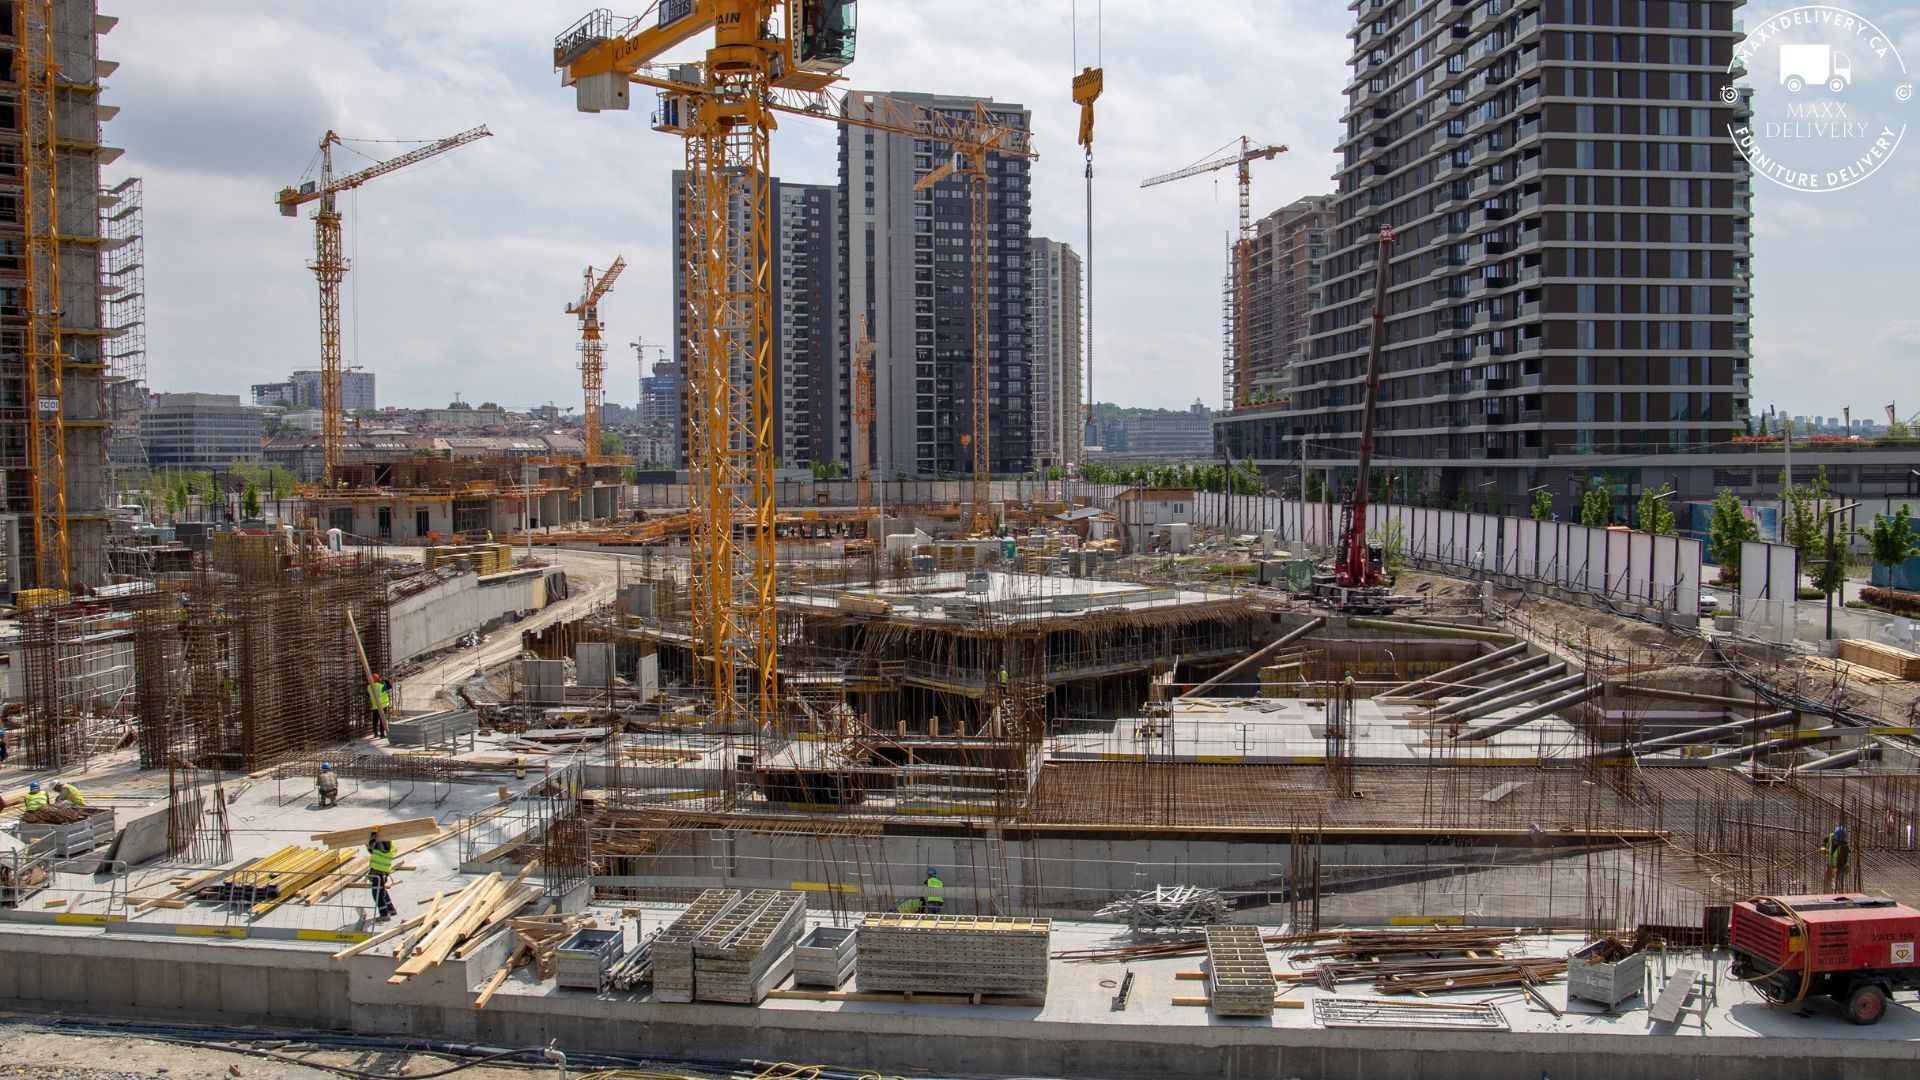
[1780,43,1852,93]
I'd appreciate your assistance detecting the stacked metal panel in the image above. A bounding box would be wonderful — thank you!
[855,914,1051,998]
[1205,924,1275,1017]
[651,889,747,1003]
[691,889,806,1004]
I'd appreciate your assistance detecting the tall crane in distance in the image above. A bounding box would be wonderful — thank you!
[554,1,1035,732]
[853,315,875,518]
[567,256,627,461]
[1140,137,1287,411]
[276,125,492,485]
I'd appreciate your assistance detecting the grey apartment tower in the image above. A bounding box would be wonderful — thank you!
[840,91,1033,479]
[1223,0,1753,503]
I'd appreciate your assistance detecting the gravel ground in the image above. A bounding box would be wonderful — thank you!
[0,1028,547,1080]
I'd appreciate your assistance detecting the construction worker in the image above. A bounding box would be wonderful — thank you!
[1822,825,1852,891]
[896,896,924,914]
[923,867,944,914]
[367,829,398,920]
[51,781,83,807]
[367,673,391,737]
[316,762,339,808]
[20,782,47,812]
[514,757,527,781]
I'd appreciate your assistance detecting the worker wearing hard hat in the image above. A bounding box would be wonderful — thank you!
[923,867,945,914]
[367,829,398,920]
[51,781,84,807]
[316,762,339,808]
[1823,825,1852,891]
[367,674,392,737]
[20,782,47,812]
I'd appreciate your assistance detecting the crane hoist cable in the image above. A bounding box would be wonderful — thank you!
[1072,1,1103,461]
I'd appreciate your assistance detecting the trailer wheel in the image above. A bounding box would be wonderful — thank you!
[1845,982,1888,1025]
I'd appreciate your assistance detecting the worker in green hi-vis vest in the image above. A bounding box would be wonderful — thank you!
[923,867,944,914]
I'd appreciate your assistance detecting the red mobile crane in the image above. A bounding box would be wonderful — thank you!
[1313,225,1416,614]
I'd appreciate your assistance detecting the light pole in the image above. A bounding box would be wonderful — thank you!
[1824,501,1860,640]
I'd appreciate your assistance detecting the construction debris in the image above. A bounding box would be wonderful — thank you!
[1096,885,1227,932]
[333,864,540,993]
[18,805,89,825]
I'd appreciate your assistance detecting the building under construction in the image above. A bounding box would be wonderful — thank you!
[1,1,121,591]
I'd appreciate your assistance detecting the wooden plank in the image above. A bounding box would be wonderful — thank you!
[310,817,441,850]
[332,910,432,961]
[474,945,529,1009]
[1648,967,1697,1025]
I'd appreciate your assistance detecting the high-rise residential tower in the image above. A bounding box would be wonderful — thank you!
[839,91,1033,479]
[1027,237,1082,472]
[1219,0,1753,506]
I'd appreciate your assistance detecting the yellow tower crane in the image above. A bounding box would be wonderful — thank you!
[567,257,627,461]
[276,125,492,486]
[554,2,1034,731]
[853,315,875,518]
[1140,138,1287,411]
[19,0,67,587]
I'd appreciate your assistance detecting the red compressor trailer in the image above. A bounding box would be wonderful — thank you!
[1729,893,1920,1024]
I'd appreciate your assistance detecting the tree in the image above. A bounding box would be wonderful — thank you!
[1888,416,1914,439]
[1636,484,1676,535]
[479,402,501,411]
[1530,487,1553,521]
[1369,518,1408,575]
[1707,488,1757,582]
[446,400,473,410]
[1580,482,1611,528]
[1860,505,1920,585]
[241,480,262,519]
[272,397,293,410]
[1305,472,1324,504]
[1757,413,1769,437]
[1780,467,1829,577]
[598,431,622,456]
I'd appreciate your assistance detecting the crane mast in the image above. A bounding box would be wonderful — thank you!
[568,257,627,461]
[1341,225,1394,588]
[276,125,492,486]
[556,1,1033,729]
[853,315,875,518]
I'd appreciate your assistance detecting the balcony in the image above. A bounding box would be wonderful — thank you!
[1517,190,1543,213]
[1516,83,1541,109]
[1516,155,1541,178]
[1514,335,1543,353]
[1512,11,1543,42]
[1513,118,1541,145]
[1479,203,1511,223]
[1438,312,1473,330]
[1519,372,1544,388]
[1516,300,1541,319]
[1432,283,1468,305]
[1515,47,1541,75]
[1434,155,1469,182]
[1465,107,1501,136]
[1512,228,1543,254]
[1437,348,1471,364]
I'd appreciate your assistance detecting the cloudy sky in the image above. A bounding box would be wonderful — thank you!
[116,1,1918,420]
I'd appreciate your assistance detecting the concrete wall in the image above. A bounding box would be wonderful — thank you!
[0,924,1913,1079]
[389,567,546,665]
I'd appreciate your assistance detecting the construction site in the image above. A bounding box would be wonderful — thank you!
[1,1,1917,1079]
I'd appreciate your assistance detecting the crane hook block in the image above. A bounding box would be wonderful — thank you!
[1073,66,1104,149]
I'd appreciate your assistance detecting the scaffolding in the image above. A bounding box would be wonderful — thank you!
[102,176,147,479]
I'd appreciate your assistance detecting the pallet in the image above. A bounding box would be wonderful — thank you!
[767,988,1045,1008]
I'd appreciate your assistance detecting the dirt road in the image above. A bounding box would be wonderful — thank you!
[393,547,630,713]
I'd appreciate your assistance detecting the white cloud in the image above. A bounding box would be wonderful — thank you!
[111,0,1920,419]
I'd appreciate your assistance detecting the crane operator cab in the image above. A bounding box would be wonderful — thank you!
[794,0,856,72]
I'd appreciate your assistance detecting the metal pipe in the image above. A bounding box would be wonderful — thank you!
[1698,725,1845,764]
[1457,682,1603,742]
[1611,684,1771,711]
[1380,641,1529,698]
[1431,663,1569,717]
[1444,671,1587,725]
[1581,709,1796,761]
[1348,617,1518,643]
[1182,616,1325,698]
[1793,745,1879,773]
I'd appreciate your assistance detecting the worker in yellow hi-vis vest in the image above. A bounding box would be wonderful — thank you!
[923,867,945,914]
[367,673,392,737]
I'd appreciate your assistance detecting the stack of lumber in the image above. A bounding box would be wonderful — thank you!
[1281,926,1566,998]
[1204,924,1276,1017]
[332,864,541,991]
[174,845,353,916]
[309,816,443,851]
[856,913,1051,999]
[470,909,599,1009]
[1838,639,1920,680]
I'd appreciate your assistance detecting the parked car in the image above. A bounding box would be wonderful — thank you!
[1699,592,1721,614]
